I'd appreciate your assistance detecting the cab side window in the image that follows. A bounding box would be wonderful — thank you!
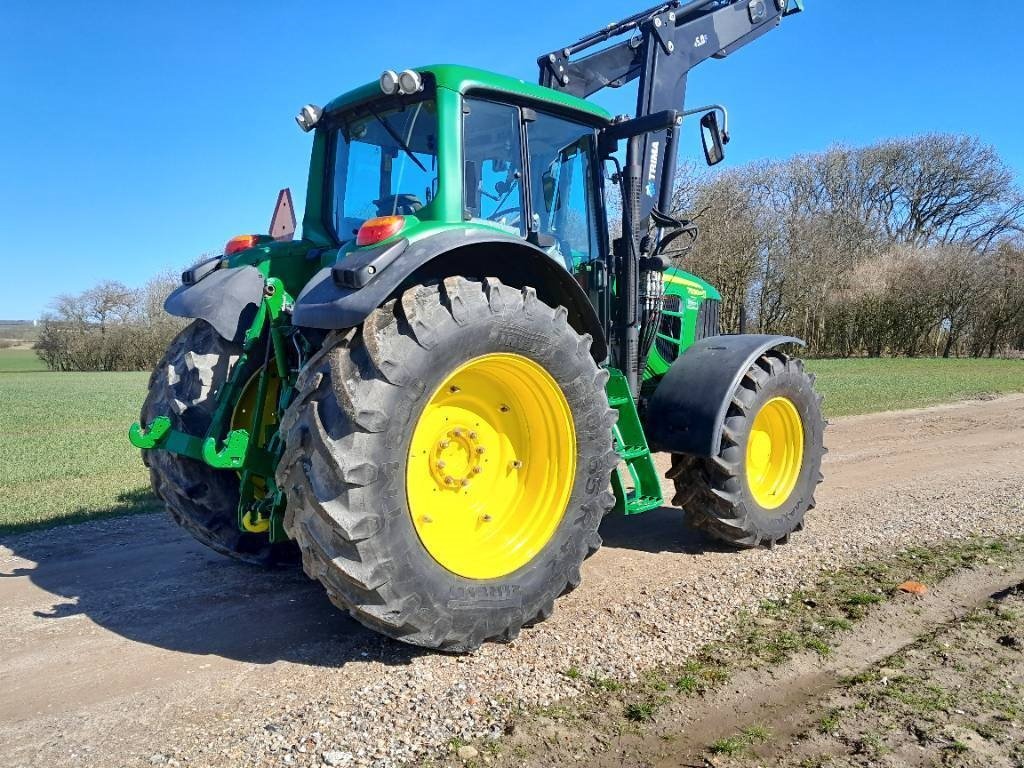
[462,99,525,235]
[526,114,600,271]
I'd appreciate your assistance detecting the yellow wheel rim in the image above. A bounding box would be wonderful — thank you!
[406,353,576,580]
[745,396,804,510]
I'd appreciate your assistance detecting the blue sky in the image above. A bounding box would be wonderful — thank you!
[2,1,1022,320]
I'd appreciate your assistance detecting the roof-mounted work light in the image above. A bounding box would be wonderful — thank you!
[295,104,323,132]
[379,70,400,95]
[398,69,423,94]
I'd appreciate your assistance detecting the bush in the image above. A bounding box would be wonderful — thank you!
[35,274,186,372]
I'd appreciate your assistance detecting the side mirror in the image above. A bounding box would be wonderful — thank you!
[700,111,726,167]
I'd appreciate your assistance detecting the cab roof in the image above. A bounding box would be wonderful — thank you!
[324,64,612,123]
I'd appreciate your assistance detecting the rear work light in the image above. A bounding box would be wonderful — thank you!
[225,234,260,255]
[357,216,405,247]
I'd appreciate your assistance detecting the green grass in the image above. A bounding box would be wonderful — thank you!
[0,348,47,372]
[0,364,158,533]
[806,357,1024,417]
[1,352,1022,535]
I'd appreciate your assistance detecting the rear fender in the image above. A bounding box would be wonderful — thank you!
[292,229,607,361]
[644,334,805,456]
[164,265,265,344]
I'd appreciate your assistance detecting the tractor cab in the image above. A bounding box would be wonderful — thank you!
[306,68,608,262]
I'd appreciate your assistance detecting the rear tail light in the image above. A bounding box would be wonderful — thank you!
[225,234,260,255]
[357,216,405,247]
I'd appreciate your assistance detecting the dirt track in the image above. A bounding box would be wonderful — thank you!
[1,395,1022,767]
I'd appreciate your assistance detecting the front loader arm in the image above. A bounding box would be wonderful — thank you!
[540,0,800,227]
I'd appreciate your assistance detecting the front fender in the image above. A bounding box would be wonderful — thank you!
[644,334,805,456]
[164,265,265,344]
[292,229,608,361]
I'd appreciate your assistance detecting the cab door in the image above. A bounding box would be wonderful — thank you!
[523,110,608,326]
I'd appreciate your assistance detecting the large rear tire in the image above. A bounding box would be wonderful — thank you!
[276,278,618,651]
[668,350,825,549]
[141,320,295,565]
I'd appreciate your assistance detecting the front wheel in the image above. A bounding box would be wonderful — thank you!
[276,277,618,651]
[668,351,825,548]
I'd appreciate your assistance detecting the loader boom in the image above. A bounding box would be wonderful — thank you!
[539,0,800,229]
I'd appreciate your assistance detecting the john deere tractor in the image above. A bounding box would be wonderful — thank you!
[131,0,823,651]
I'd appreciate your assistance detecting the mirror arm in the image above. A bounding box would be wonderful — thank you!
[683,104,730,143]
[598,109,682,157]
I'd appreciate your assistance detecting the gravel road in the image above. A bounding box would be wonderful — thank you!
[1,394,1022,768]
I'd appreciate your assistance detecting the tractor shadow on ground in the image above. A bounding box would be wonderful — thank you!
[0,510,425,669]
[598,504,736,555]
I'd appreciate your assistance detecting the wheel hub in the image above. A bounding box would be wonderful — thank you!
[428,425,485,490]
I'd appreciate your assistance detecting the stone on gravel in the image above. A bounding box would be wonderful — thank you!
[457,745,479,761]
[321,750,352,766]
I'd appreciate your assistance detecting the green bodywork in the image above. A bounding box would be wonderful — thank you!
[644,268,721,381]
[129,65,717,532]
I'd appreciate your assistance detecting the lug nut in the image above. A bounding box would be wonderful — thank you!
[445,476,455,485]
[469,431,478,440]
[439,440,450,449]
[452,428,463,437]
[460,479,470,488]
[472,466,483,475]
[436,461,446,470]
[481,514,493,523]
[511,460,523,469]
[476,446,486,455]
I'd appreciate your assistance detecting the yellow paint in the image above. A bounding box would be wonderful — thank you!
[406,353,576,580]
[241,510,270,533]
[745,397,804,510]
[662,273,705,296]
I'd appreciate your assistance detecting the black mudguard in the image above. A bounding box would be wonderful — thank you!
[164,266,265,344]
[644,334,805,457]
[292,229,608,361]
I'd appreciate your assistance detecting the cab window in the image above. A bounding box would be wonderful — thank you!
[330,98,439,242]
[462,98,525,235]
[526,114,601,271]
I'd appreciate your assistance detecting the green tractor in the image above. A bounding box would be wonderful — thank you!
[131,0,823,651]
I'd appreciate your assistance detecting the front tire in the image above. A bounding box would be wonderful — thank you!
[276,278,618,651]
[668,351,825,548]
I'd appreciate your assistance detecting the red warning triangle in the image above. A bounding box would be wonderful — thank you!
[269,188,296,242]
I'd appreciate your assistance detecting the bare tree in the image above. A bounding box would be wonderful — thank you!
[669,132,1024,358]
[35,275,184,372]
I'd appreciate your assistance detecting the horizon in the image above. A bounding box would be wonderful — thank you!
[3,1,1022,320]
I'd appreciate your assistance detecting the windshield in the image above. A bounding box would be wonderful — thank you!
[329,98,439,242]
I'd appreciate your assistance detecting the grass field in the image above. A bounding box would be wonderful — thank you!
[806,357,1024,417]
[0,361,159,533]
[806,358,1024,417]
[1,350,1022,534]
[0,348,48,372]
